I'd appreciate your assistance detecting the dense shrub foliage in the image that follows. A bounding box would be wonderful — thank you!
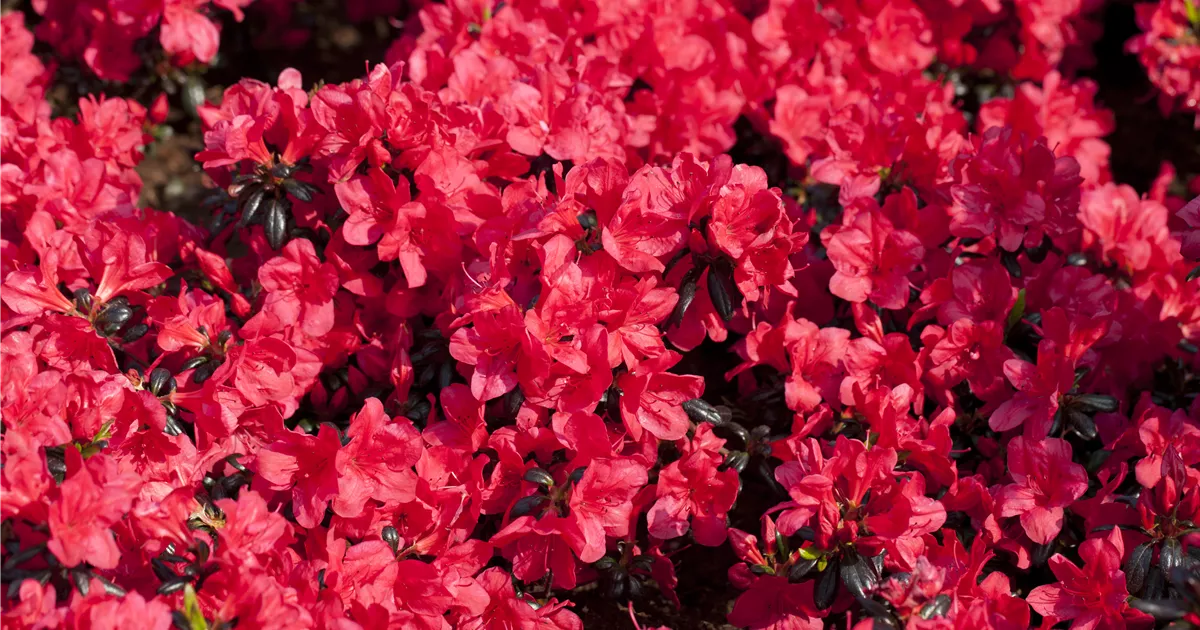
[2,0,1200,628]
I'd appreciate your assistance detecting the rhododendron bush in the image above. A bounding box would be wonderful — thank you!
[4,0,1200,627]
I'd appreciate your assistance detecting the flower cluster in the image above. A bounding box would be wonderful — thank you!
[2,1,1200,629]
[31,0,255,81]
[1128,0,1200,126]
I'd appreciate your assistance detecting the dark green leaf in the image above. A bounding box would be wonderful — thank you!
[682,398,723,425]
[814,562,839,610]
[1127,541,1155,595]
[918,594,952,619]
[669,267,701,328]
[839,550,879,599]
[510,495,547,519]
[1131,598,1189,621]
[707,265,735,322]
[1073,394,1119,413]
[523,467,554,487]
[149,368,175,397]
[1162,538,1184,585]
[237,186,266,227]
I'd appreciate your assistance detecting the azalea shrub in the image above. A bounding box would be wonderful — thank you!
[3,0,1200,628]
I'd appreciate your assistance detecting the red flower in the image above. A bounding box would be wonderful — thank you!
[331,398,423,517]
[47,449,138,569]
[255,421,341,529]
[258,238,340,337]
[949,127,1082,251]
[311,73,391,182]
[647,425,739,545]
[1080,183,1181,273]
[257,398,421,528]
[995,436,1088,544]
[212,335,321,417]
[568,457,649,559]
[728,576,823,630]
[448,303,525,401]
[1026,529,1153,629]
[866,0,937,75]
[824,211,925,309]
[617,351,705,441]
[988,339,1075,435]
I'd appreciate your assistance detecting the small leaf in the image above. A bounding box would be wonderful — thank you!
[707,266,735,322]
[1161,538,1184,585]
[682,398,723,425]
[523,467,554,487]
[70,567,91,595]
[121,323,150,343]
[576,210,599,231]
[282,179,315,203]
[568,467,586,484]
[775,531,790,558]
[839,549,879,599]
[722,450,749,472]
[1066,408,1098,441]
[264,199,289,251]
[797,546,822,561]
[1073,394,1119,414]
[787,557,817,581]
[1126,541,1155,595]
[191,361,218,385]
[149,368,175,397]
[381,526,400,553]
[918,594,952,619]
[510,495,547,519]
[182,583,208,630]
[669,267,701,327]
[98,303,133,329]
[237,186,266,227]
[1131,598,1188,621]
[1005,288,1026,331]
[814,562,839,610]
[180,355,210,371]
[157,577,190,595]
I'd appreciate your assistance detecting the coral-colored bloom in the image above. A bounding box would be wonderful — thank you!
[1027,529,1154,629]
[995,437,1089,544]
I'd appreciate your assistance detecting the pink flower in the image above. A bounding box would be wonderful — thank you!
[1027,529,1153,629]
[824,211,924,309]
[258,238,340,336]
[617,352,705,441]
[995,437,1088,544]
